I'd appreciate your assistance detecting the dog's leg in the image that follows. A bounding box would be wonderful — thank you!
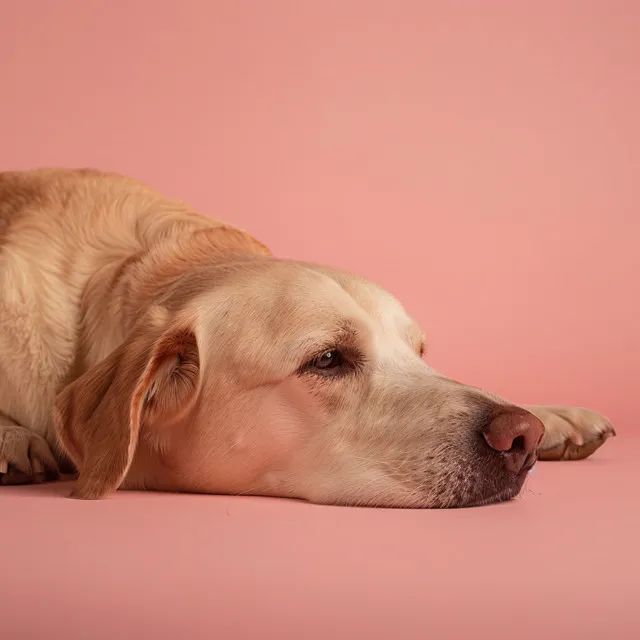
[524,405,616,461]
[0,413,59,484]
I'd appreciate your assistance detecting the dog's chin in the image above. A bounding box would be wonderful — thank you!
[459,485,522,508]
[455,467,533,509]
[305,468,532,509]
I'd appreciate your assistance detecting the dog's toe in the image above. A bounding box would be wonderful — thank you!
[0,425,59,485]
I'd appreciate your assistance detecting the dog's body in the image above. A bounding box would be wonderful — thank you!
[0,169,614,507]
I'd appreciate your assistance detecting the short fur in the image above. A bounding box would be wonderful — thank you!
[0,169,615,507]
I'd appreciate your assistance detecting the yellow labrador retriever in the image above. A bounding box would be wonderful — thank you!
[0,169,615,507]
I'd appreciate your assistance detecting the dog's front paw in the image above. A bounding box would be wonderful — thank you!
[531,406,616,461]
[0,425,59,484]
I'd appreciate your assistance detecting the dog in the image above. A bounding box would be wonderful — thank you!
[0,168,615,507]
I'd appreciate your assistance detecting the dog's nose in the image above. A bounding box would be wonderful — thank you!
[483,410,545,474]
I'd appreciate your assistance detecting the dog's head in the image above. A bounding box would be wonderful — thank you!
[54,247,543,507]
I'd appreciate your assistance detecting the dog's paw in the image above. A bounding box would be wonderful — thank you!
[533,406,616,461]
[0,425,59,484]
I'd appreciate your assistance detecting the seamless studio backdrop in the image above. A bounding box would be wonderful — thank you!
[2,3,640,639]
[3,1,638,430]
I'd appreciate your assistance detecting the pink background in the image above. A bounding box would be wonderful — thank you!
[3,0,639,429]
[2,2,639,638]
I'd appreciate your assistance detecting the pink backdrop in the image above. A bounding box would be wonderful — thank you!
[3,0,638,430]
[3,4,640,638]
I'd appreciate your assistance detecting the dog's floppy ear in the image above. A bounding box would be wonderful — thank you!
[53,309,200,499]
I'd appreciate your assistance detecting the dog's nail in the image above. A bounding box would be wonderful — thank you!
[601,426,615,440]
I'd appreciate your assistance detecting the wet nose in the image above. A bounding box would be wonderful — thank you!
[483,410,545,474]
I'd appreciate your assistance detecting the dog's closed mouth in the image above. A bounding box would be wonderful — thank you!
[0,167,615,506]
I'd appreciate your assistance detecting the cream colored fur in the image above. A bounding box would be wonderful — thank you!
[0,169,615,506]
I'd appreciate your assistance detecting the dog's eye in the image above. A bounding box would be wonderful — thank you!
[300,347,360,378]
[312,350,344,371]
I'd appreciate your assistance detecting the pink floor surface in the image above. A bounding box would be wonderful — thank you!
[1,436,638,639]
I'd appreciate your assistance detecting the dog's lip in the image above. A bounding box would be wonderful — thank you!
[460,460,535,508]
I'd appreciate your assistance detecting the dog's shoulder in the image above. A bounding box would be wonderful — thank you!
[0,168,200,247]
[0,169,51,243]
[0,168,111,237]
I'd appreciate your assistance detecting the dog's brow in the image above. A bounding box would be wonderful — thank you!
[292,319,361,357]
[336,319,360,340]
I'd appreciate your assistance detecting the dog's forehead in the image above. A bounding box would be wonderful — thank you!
[302,263,421,342]
[193,259,421,344]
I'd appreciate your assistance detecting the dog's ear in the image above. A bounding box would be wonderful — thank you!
[53,310,200,499]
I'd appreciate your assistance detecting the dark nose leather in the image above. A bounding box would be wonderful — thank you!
[483,410,545,474]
